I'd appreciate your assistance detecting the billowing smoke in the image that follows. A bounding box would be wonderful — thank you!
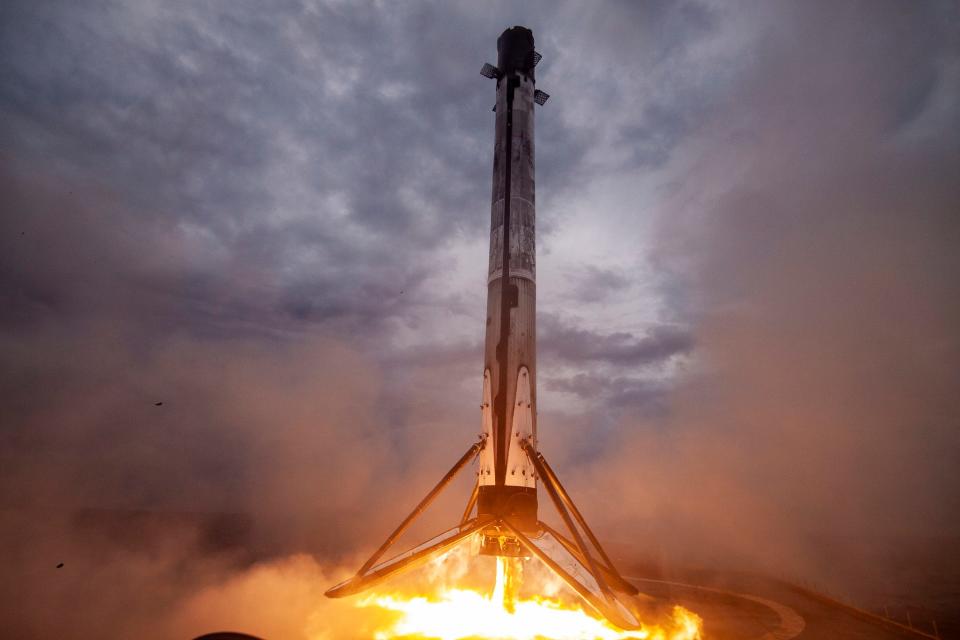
[567,0,960,601]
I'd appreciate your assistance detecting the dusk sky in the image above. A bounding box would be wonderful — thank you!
[1,1,958,637]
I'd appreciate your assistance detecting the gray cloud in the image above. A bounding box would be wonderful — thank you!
[541,314,692,367]
[545,372,667,413]
[567,265,631,303]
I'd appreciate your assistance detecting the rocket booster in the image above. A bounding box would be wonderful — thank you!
[476,26,541,539]
[326,26,642,631]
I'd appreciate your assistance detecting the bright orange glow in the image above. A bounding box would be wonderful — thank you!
[355,551,703,640]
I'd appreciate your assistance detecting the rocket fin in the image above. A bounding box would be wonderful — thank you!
[505,366,536,488]
[478,369,495,486]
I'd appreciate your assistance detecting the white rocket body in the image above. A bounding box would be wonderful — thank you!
[476,26,540,543]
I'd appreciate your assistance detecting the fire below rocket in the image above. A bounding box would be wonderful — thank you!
[326,26,643,630]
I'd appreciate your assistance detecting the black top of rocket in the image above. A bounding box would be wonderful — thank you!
[497,26,537,80]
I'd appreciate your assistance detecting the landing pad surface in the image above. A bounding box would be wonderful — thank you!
[631,574,930,640]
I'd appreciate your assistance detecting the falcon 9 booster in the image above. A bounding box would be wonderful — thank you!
[476,25,541,549]
[326,26,642,631]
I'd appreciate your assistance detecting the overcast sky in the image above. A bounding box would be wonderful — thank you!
[1,2,959,628]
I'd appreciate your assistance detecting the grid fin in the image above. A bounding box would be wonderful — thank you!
[480,62,500,79]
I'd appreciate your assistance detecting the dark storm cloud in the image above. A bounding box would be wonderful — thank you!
[618,103,691,169]
[566,265,630,303]
[0,1,500,338]
[541,314,692,367]
[0,0,719,343]
[545,372,667,413]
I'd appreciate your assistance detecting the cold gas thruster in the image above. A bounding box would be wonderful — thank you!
[325,26,642,630]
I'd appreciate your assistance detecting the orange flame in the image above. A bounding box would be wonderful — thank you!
[355,552,703,640]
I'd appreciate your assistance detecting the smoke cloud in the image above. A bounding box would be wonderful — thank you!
[568,0,960,604]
